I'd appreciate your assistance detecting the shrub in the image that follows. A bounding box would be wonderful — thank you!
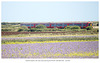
[29,28,37,32]
[21,26,29,31]
[29,28,44,32]
[71,26,80,29]
[17,28,24,32]
[65,26,72,29]
[44,28,50,31]
[65,26,80,29]
[52,28,58,31]
[37,29,43,32]
[2,28,12,31]
[86,26,93,30]
[92,28,99,33]
[36,24,47,29]
[17,26,29,32]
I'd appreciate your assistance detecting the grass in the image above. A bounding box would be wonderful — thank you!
[2,33,98,38]
[2,40,98,44]
[2,37,98,44]
[2,28,99,38]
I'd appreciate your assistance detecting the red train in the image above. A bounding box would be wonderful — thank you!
[20,22,93,29]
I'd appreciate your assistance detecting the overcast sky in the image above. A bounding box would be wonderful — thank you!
[1,1,99,22]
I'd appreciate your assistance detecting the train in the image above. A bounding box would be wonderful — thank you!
[20,22,93,29]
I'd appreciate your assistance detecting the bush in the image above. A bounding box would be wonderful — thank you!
[86,26,92,30]
[65,26,80,29]
[36,24,47,29]
[52,28,58,31]
[92,28,99,33]
[65,26,72,29]
[17,28,24,32]
[17,26,29,32]
[29,28,45,32]
[21,26,29,31]
[2,28,12,31]
[37,29,43,32]
[71,26,80,29]
[29,28,36,32]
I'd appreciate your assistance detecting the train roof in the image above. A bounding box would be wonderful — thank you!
[20,21,93,24]
[2,21,95,24]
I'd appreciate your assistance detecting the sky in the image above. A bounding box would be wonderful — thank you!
[1,1,99,22]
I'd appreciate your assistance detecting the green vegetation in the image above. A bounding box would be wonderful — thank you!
[2,28,12,31]
[86,26,93,30]
[71,26,80,29]
[2,32,98,38]
[1,22,99,33]
[65,26,80,29]
[2,24,20,32]
[2,37,98,44]
[65,26,71,29]
[17,26,29,32]
[92,21,99,26]
[36,24,47,28]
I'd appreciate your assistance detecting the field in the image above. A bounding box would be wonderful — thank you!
[1,31,99,58]
[2,41,98,58]
[1,22,99,58]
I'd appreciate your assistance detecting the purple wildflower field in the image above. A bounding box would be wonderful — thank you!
[2,41,98,58]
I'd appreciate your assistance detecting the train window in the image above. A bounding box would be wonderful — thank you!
[69,24,73,26]
[79,24,81,26]
[83,24,86,26]
[31,24,34,26]
[56,24,62,26]
[22,24,26,26]
[26,24,30,26]
[51,24,56,26]
[64,24,67,26]
[45,24,50,26]
[51,24,54,26]
[35,24,39,26]
[74,24,81,26]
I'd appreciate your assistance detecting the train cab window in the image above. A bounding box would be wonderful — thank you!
[89,23,92,26]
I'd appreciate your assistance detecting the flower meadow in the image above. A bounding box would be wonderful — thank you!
[2,41,98,58]
[1,34,99,58]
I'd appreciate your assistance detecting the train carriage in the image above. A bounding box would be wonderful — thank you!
[20,22,93,29]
